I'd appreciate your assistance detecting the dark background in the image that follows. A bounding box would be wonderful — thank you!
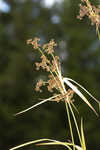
[0,0,100,150]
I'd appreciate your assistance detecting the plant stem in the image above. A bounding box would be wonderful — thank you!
[65,102,75,150]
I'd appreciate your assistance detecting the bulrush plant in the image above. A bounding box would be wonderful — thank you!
[10,37,100,150]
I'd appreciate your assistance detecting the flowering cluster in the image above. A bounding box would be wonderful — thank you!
[27,37,74,103]
[77,0,100,35]
[27,37,72,100]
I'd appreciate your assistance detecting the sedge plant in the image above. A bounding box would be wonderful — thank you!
[10,1,100,150]
[10,37,100,150]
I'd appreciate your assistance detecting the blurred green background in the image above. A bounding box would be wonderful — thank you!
[0,0,100,150]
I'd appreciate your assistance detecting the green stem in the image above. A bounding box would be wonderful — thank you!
[65,102,75,150]
[68,103,82,145]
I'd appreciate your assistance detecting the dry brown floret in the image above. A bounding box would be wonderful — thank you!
[35,79,44,92]
[45,39,57,54]
[77,0,100,34]
[27,37,40,49]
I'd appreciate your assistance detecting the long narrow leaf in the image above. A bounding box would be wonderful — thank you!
[14,94,60,116]
[9,139,51,150]
[65,77,99,104]
[14,99,49,116]
[37,140,83,150]
[9,138,71,150]
[63,78,98,116]
[37,141,72,150]
[9,138,83,150]
[81,119,86,150]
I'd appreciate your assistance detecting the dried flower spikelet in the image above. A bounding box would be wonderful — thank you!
[42,43,48,50]
[40,55,50,72]
[47,78,56,92]
[51,60,56,72]
[35,55,50,72]
[45,39,57,54]
[51,56,60,72]
[55,76,63,92]
[77,0,100,30]
[47,75,57,92]
[35,79,44,92]
[54,93,67,102]
[55,56,60,69]
[27,37,40,49]
[47,75,63,93]
[53,90,74,103]
[31,37,40,49]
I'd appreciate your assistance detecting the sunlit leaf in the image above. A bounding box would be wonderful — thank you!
[63,78,98,116]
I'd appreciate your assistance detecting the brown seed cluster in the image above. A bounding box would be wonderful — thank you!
[43,39,57,54]
[35,55,50,72]
[77,0,100,31]
[47,75,62,92]
[35,79,44,92]
[27,37,40,49]
[53,89,74,103]
[27,37,74,103]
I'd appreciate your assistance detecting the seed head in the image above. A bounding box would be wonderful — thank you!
[27,37,40,49]
[77,0,100,31]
